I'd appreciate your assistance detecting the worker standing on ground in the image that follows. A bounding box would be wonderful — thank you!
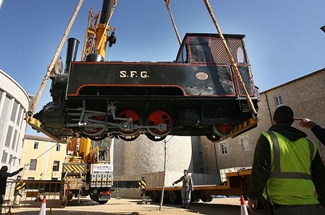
[0,166,23,213]
[297,118,325,145]
[247,106,325,215]
[172,169,194,209]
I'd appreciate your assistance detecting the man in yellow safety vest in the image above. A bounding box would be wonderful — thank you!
[247,105,325,215]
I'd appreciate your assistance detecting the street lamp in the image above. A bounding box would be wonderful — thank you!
[321,25,325,33]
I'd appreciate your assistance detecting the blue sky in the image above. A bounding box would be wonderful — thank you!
[0,0,324,135]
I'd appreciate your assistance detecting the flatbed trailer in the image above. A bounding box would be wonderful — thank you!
[145,169,251,204]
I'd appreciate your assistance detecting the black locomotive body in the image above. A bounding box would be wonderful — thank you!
[34,33,258,142]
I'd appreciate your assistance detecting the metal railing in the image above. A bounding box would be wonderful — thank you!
[2,179,69,214]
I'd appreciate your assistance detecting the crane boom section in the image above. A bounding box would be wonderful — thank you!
[81,8,100,61]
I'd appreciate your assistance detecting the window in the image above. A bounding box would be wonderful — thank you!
[241,137,250,152]
[8,154,12,165]
[11,130,17,150]
[52,160,60,172]
[16,106,23,126]
[189,37,211,63]
[275,96,283,107]
[0,96,10,143]
[4,126,13,147]
[176,42,188,63]
[10,101,18,122]
[29,159,37,171]
[9,155,17,166]
[56,144,61,151]
[220,143,227,154]
[33,142,39,149]
[19,109,25,129]
[1,151,8,163]
[16,134,21,152]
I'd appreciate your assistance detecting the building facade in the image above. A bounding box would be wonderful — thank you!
[0,69,30,172]
[22,135,66,180]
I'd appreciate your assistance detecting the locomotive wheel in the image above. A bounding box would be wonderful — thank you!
[146,111,172,137]
[81,114,106,136]
[206,133,221,142]
[212,123,232,136]
[145,133,167,142]
[118,134,140,142]
[117,110,141,136]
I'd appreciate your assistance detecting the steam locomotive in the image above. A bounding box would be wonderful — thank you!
[34,33,259,142]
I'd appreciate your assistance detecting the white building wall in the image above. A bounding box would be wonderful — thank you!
[0,69,30,173]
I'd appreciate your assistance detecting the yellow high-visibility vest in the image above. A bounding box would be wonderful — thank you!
[262,131,319,205]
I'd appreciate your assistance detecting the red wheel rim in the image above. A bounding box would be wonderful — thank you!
[213,123,232,136]
[147,111,172,136]
[117,110,141,135]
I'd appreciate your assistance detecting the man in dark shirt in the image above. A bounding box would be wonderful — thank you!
[0,166,23,212]
[172,170,194,209]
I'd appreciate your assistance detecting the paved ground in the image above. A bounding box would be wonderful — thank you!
[4,197,268,215]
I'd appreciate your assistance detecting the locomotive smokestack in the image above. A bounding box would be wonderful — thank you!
[99,0,114,24]
[64,38,79,74]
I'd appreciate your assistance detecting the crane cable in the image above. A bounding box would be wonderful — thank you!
[96,0,117,53]
[165,0,181,45]
[203,0,257,116]
[27,0,84,118]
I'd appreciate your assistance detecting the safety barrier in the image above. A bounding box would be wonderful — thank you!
[2,179,69,214]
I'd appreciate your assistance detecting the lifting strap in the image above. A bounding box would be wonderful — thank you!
[203,0,257,116]
[165,0,181,45]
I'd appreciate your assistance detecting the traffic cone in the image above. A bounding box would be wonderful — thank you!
[39,196,46,215]
[240,195,249,215]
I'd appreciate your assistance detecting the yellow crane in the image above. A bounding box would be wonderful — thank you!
[81,0,117,61]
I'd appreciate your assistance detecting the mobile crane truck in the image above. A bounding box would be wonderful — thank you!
[62,137,113,204]
[56,0,116,204]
